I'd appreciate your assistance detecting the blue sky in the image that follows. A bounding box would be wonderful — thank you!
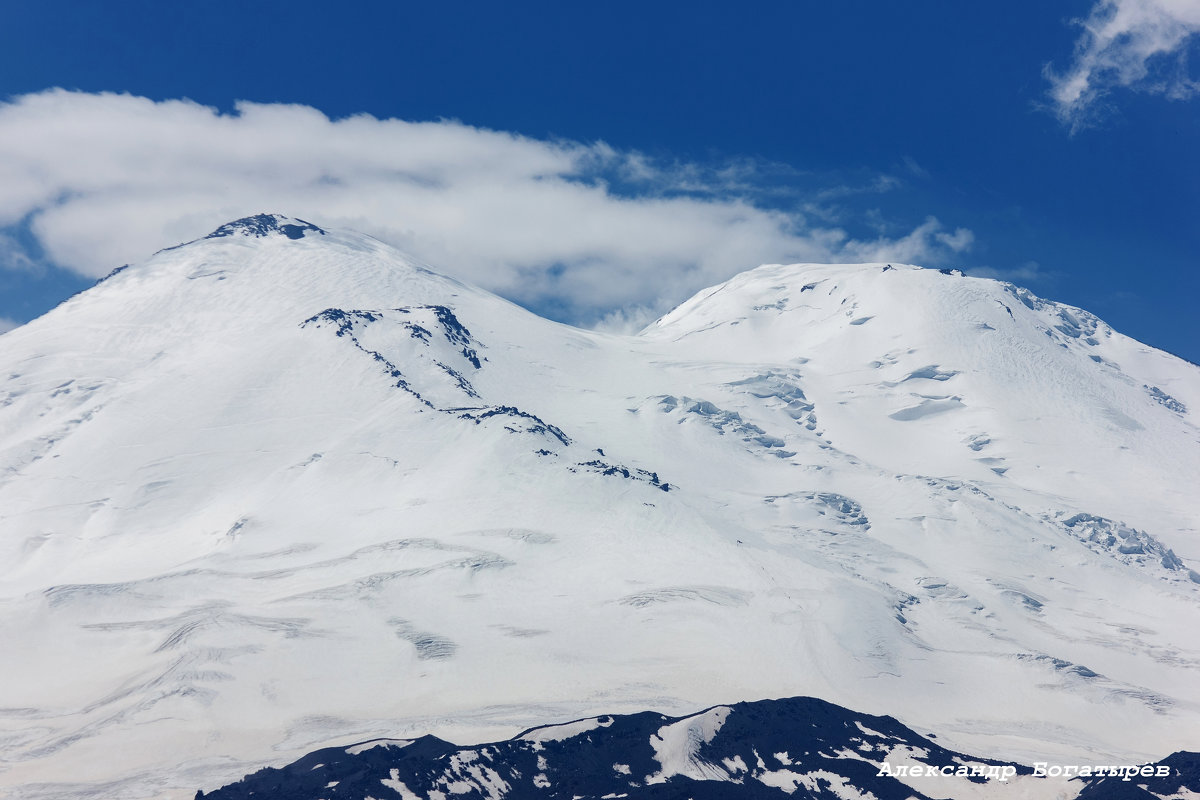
[1,0,1197,361]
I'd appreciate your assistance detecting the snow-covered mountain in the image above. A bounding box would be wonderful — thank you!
[1,215,1198,800]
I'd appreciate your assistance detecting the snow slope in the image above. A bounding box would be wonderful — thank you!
[1,216,1198,799]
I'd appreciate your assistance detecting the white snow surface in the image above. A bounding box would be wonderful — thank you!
[344,738,415,756]
[645,706,733,784]
[518,714,614,744]
[1,218,1198,798]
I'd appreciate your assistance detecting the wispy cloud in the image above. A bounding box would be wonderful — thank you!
[814,174,901,201]
[0,90,975,325]
[966,261,1057,285]
[0,317,19,334]
[901,156,930,180]
[0,232,40,272]
[590,304,663,335]
[1046,0,1200,130]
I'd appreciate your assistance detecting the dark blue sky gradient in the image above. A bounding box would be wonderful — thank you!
[1,0,1197,360]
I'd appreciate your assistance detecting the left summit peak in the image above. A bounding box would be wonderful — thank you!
[204,213,326,241]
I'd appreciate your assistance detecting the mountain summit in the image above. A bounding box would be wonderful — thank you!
[1,218,1197,799]
[201,213,326,241]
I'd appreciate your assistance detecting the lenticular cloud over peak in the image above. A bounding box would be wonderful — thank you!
[0,89,974,326]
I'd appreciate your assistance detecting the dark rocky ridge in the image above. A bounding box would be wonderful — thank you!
[205,213,326,240]
[196,695,1198,799]
[197,696,1033,799]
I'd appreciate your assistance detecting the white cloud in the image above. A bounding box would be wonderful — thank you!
[1046,0,1200,130]
[0,90,975,325]
[590,304,663,335]
[837,217,974,264]
[934,226,975,253]
[0,317,19,334]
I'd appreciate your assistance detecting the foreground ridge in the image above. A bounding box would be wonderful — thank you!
[198,696,1197,800]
